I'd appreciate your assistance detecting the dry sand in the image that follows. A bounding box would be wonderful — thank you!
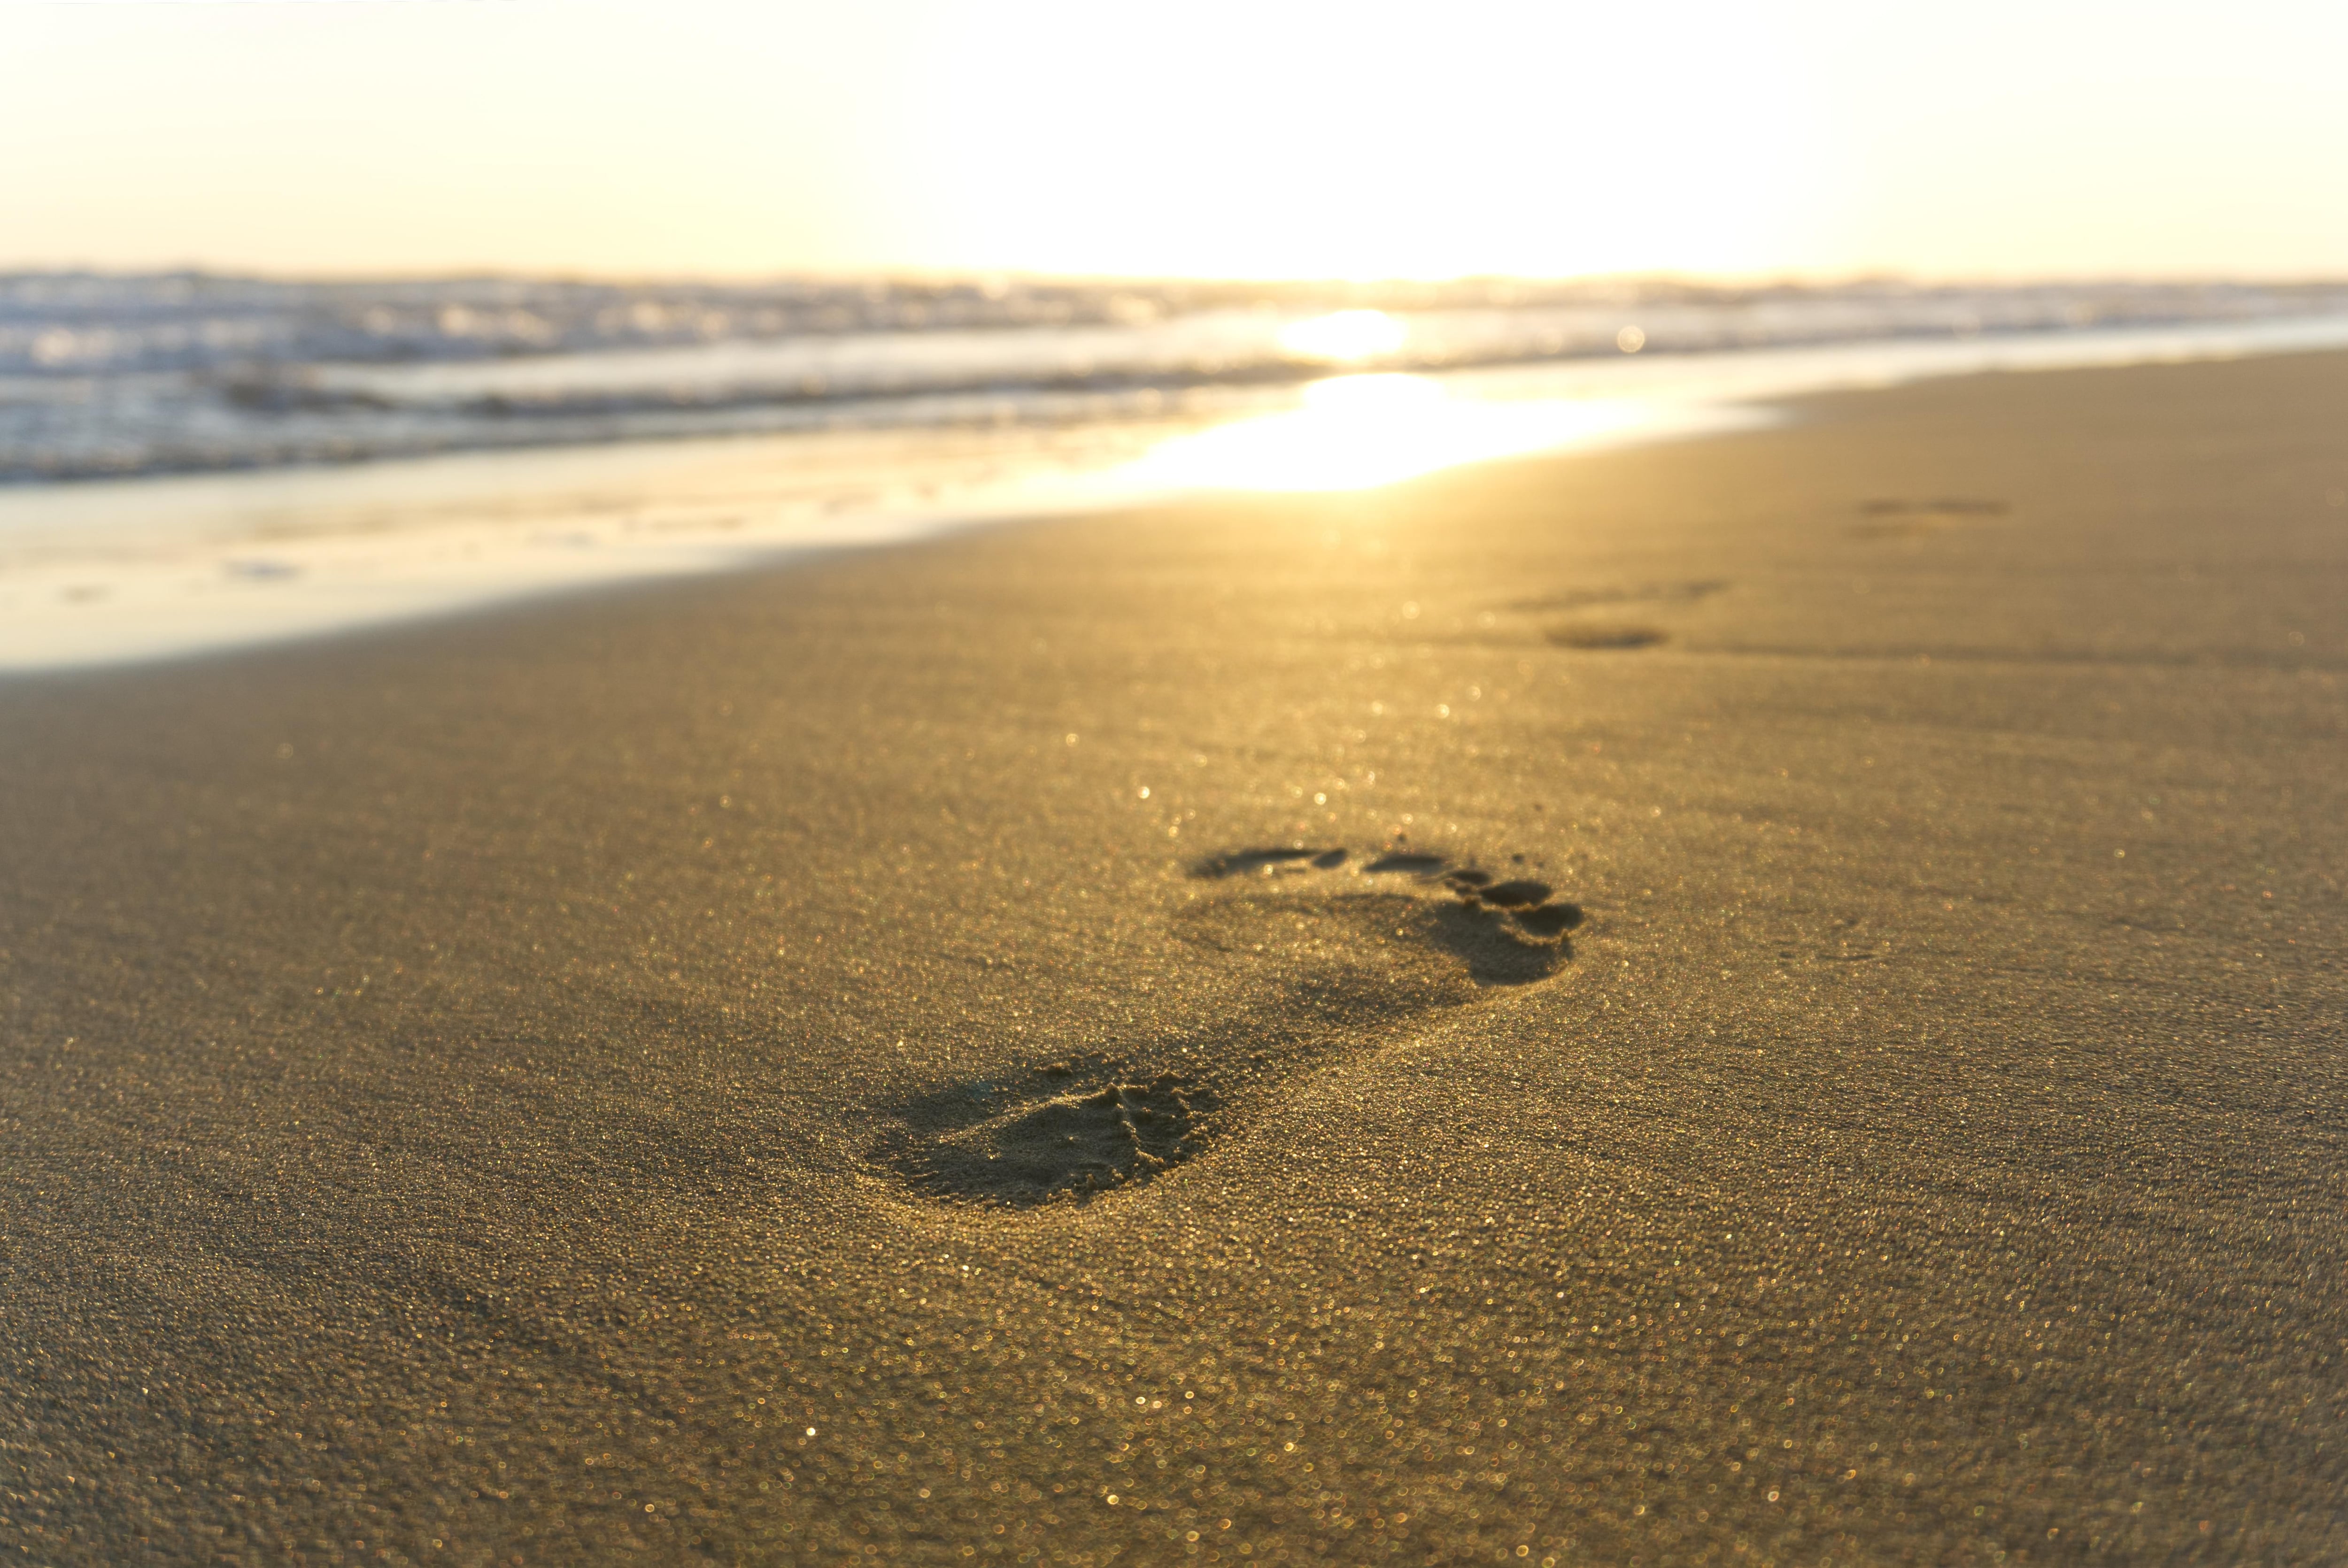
[3,352,2346,1565]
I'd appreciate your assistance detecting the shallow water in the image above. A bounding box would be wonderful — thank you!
[5,298,2348,673]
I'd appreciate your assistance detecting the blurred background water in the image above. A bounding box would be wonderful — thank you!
[12,273,2348,482]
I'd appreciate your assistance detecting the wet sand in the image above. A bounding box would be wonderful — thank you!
[3,352,2346,1565]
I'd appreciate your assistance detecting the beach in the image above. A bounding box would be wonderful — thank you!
[3,348,2345,1563]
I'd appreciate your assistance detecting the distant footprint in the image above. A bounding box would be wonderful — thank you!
[1543,623,1668,650]
[1490,579,1723,652]
[1505,579,1727,615]
[881,845,1582,1208]
[1849,497,2011,540]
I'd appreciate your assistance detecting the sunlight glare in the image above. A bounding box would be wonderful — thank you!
[1278,309,1408,363]
[1122,375,1656,493]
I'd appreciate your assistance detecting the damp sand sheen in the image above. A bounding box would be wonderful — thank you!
[3,351,2348,1562]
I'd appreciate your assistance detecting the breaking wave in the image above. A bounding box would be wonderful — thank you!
[6,271,2347,481]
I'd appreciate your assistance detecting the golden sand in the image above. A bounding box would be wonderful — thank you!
[3,353,2345,1562]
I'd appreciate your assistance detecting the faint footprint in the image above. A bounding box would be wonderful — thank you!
[1849,497,2012,540]
[1543,623,1668,650]
[1492,580,1722,651]
[881,845,1583,1207]
[1505,579,1726,615]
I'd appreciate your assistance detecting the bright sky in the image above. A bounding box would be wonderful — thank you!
[7,0,2346,281]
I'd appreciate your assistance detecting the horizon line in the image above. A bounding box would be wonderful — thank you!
[9,263,2348,293]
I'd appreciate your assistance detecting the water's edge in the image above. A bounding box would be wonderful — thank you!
[4,311,2346,676]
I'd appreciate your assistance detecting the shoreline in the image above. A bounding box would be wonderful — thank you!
[3,350,2346,1563]
[6,310,2348,676]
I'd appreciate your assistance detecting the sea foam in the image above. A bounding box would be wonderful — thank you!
[8,273,2348,482]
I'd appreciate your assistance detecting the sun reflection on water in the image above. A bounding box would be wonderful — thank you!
[1277,308,1408,362]
[1121,374,1656,492]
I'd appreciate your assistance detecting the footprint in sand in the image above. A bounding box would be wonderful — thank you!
[883,846,1583,1208]
[1848,497,2012,540]
[1499,579,1728,652]
[1542,623,1670,650]
[1506,580,1728,612]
